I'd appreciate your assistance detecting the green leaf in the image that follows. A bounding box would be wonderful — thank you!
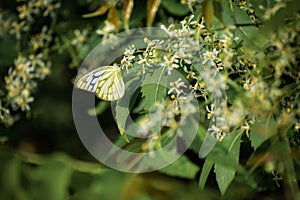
[0,151,73,200]
[214,163,235,195]
[141,67,168,111]
[115,69,143,136]
[136,150,184,173]
[159,155,199,179]
[208,131,243,171]
[213,0,234,27]
[199,131,243,193]
[87,101,110,116]
[189,125,207,153]
[250,114,277,150]
[24,154,73,200]
[208,130,243,195]
[199,159,213,189]
[0,151,22,200]
[213,0,223,25]
[70,170,128,200]
[245,0,300,51]
[129,0,147,27]
[235,26,258,43]
[177,115,200,152]
[161,0,190,16]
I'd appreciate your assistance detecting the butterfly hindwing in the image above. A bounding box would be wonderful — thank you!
[96,66,125,101]
[75,65,125,101]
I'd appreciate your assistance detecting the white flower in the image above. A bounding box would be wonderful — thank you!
[168,78,187,98]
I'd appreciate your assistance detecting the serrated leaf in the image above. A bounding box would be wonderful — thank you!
[147,0,161,26]
[214,163,235,195]
[123,0,134,30]
[208,131,243,171]
[141,67,168,111]
[216,131,242,195]
[208,130,243,195]
[250,114,277,150]
[159,155,199,179]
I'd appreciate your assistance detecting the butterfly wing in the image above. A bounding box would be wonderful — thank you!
[95,66,125,101]
[75,67,107,92]
[75,66,125,101]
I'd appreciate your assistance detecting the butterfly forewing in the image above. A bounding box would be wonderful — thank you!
[75,65,125,101]
[75,68,106,92]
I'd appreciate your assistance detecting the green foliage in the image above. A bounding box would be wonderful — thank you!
[0,149,214,200]
[160,0,190,16]
[159,155,199,179]
[141,66,168,111]
[213,130,243,195]
[250,115,277,150]
[0,151,73,200]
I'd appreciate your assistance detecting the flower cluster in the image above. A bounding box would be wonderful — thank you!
[0,100,14,126]
[138,95,198,153]
[96,20,118,45]
[30,26,53,51]
[3,0,60,40]
[4,54,50,112]
[118,15,231,140]
[71,29,89,50]
[121,45,137,71]
[0,0,59,126]
[168,78,187,100]
[120,8,299,142]
[17,0,60,21]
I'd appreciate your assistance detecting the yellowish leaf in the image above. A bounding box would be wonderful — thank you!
[202,0,214,26]
[147,0,161,26]
[108,6,119,32]
[123,0,134,30]
[82,3,111,18]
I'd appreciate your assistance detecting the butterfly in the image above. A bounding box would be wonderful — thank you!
[75,65,125,101]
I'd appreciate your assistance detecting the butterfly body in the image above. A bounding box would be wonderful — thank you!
[75,65,125,101]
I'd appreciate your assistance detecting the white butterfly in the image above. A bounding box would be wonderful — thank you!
[75,65,125,101]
